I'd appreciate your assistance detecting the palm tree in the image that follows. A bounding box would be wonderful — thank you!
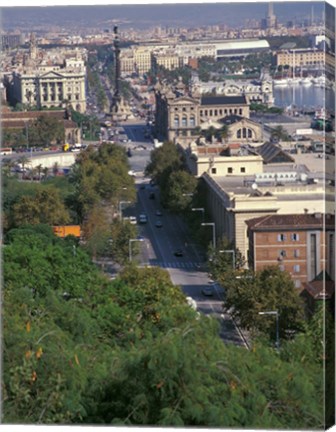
[52,162,60,177]
[1,158,16,177]
[35,164,43,182]
[271,125,289,142]
[17,155,30,179]
[42,167,49,181]
[216,125,231,143]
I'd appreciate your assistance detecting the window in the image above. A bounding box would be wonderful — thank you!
[242,128,247,138]
[310,233,317,279]
[279,250,286,258]
[279,265,285,271]
[205,110,208,116]
[277,234,286,241]
[291,233,299,241]
[214,109,218,116]
[209,110,213,116]
[211,167,217,174]
[293,264,300,273]
[294,249,300,258]
[174,116,179,127]
[228,167,233,174]
[240,167,246,173]
[247,129,252,138]
[294,280,301,288]
[182,116,187,127]
[190,116,195,127]
[237,129,241,138]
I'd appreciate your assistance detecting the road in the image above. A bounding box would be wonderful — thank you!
[114,125,249,348]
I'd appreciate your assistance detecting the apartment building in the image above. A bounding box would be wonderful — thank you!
[246,213,335,290]
[275,48,325,68]
[201,171,334,265]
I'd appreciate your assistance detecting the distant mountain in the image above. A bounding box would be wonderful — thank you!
[0,2,325,31]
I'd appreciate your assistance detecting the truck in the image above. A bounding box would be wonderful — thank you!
[53,225,81,238]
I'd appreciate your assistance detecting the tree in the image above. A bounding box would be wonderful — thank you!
[12,188,70,227]
[35,164,43,182]
[271,125,290,142]
[17,155,31,178]
[145,142,184,188]
[222,266,305,341]
[161,170,197,213]
[28,116,65,147]
[207,237,245,280]
[82,204,111,259]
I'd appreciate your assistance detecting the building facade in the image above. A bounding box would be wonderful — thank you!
[246,213,335,290]
[154,79,254,146]
[275,48,325,68]
[6,34,86,112]
[201,171,334,266]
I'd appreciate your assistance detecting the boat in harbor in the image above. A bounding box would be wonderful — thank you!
[299,77,313,85]
[273,78,289,86]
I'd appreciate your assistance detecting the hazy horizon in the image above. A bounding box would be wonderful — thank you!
[0,1,326,32]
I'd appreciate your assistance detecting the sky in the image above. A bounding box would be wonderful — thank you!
[0,0,331,31]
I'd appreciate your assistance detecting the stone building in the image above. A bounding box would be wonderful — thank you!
[6,34,86,112]
[154,78,264,146]
[190,70,274,107]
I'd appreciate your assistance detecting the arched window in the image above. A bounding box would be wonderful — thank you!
[190,116,195,127]
[182,116,187,127]
[237,129,241,138]
[174,116,179,127]
[239,108,242,115]
[243,128,247,138]
[248,128,252,138]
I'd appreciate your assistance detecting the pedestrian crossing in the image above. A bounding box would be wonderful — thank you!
[147,261,201,269]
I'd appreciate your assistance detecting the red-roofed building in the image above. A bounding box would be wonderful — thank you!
[246,213,335,290]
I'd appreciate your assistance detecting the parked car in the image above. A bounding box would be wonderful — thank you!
[201,286,214,296]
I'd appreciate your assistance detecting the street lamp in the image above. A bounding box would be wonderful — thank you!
[119,200,131,220]
[192,207,205,222]
[258,310,280,350]
[219,249,235,269]
[129,238,144,262]
[201,222,216,249]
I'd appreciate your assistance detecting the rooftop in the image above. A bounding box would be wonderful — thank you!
[246,213,334,230]
[201,95,247,106]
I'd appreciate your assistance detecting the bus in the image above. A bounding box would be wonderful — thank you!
[1,148,13,155]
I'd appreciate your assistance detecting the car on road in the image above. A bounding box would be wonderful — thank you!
[155,210,162,216]
[174,249,184,257]
[155,220,163,228]
[201,286,214,296]
[138,214,147,224]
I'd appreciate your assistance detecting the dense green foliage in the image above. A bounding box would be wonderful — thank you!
[2,225,325,428]
[145,142,197,212]
[220,266,305,340]
[207,237,245,279]
[69,143,136,222]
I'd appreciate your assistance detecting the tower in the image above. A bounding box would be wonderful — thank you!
[110,26,132,123]
[266,2,277,29]
[112,25,121,109]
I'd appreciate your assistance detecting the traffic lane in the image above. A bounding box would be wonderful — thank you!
[138,189,189,263]
[168,269,246,347]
